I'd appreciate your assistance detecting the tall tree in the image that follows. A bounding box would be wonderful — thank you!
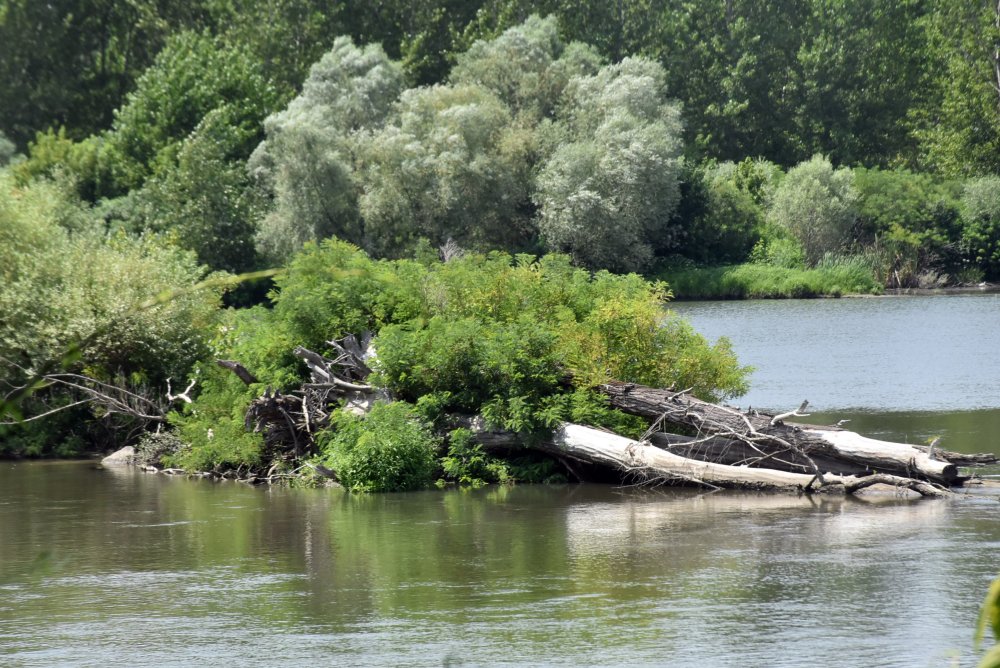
[0,0,212,148]
[535,57,684,272]
[795,0,930,166]
[654,0,810,165]
[915,0,1000,175]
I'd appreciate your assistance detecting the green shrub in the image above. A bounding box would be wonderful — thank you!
[440,428,512,487]
[374,315,566,432]
[750,234,807,269]
[0,172,221,385]
[961,176,1000,280]
[319,402,439,493]
[767,155,858,266]
[853,167,963,286]
[177,242,750,478]
[166,363,265,473]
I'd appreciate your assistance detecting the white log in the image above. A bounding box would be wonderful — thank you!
[598,381,966,484]
[805,429,956,482]
[539,423,950,498]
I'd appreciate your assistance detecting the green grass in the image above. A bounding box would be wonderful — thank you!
[656,257,883,299]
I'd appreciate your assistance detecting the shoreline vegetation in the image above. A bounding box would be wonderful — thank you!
[4,8,1000,486]
[654,258,884,300]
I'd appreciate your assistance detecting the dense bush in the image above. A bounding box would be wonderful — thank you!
[960,176,1000,281]
[439,428,512,487]
[679,163,764,264]
[0,170,224,454]
[0,172,220,382]
[319,402,439,493]
[767,155,857,266]
[173,240,748,487]
[258,240,749,407]
[853,167,963,286]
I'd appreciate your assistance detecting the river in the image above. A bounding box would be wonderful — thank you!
[2,295,1000,667]
[673,292,1000,455]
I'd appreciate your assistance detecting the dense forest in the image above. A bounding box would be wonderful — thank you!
[3,1,1000,483]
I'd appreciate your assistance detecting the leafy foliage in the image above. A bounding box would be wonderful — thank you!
[915,0,1000,176]
[680,163,765,264]
[0,0,215,149]
[104,30,278,194]
[123,110,268,276]
[853,167,963,286]
[358,84,536,256]
[251,36,404,261]
[977,575,1000,668]
[269,242,748,425]
[767,155,858,266]
[439,428,511,487]
[0,169,223,454]
[0,172,220,382]
[535,57,684,272]
[319,401,439,493]
[960,177,1000,280]
[450,14,602,120]
[167,363,265,472]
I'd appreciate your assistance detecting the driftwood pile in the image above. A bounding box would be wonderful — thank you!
[224,333,381,464]
[225,335,997,498]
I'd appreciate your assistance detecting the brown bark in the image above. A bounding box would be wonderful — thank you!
[216,360,258,386]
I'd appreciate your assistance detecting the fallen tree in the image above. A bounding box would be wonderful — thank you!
[537,423,952,498]
[218,342,994,498]
[597,381,963,485]
[162,243,997,495]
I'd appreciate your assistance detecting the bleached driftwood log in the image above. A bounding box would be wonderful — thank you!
[537,423,950,498]
[597,381,982,485]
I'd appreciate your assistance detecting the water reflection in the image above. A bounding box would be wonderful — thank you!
[2,462,998,667]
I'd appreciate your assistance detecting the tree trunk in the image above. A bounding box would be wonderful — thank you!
[535,423,950,498]
[597,381,988,485]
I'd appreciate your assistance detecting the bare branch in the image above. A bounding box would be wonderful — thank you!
[166,378,196,404]
[770,400,810,426]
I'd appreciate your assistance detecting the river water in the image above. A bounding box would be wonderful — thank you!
[3,295,1000,667]
[673,293,1000,455]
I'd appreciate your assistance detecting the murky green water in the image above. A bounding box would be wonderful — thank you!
[1,462,999,667]
[4,295,1000,666]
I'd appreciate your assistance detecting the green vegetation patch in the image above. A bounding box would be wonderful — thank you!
[659,258,882,300]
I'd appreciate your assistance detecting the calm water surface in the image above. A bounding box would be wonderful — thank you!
[672,293,1000,413]
[1,462,999,667]
[3,295,1000,667]
[674,294,1000,456]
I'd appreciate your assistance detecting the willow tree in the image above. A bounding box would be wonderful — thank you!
[766,155,857,265]
[358,84,537,256]
[250,37,405,262]
[535,57,684,273]
[449,13,603,121]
